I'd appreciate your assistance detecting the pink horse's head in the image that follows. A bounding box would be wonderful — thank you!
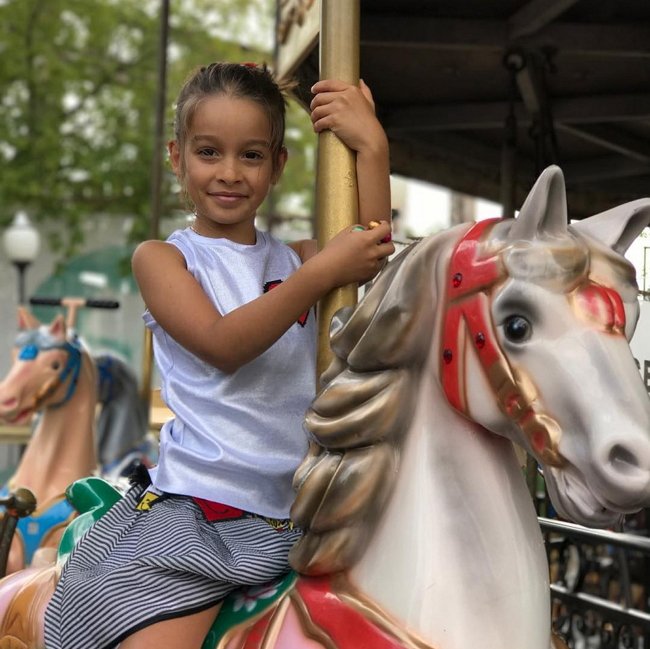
[0,310,82,425]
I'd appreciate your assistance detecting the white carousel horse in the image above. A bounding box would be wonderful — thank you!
[1,165,650,649]
[0,307,149,574]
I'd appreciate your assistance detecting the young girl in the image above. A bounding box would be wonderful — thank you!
[44,62,393,649]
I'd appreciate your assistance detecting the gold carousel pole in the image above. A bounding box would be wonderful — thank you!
[316,0,361,381]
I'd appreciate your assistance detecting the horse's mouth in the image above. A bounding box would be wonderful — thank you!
[5,408,33,425]
[545,466,626,528]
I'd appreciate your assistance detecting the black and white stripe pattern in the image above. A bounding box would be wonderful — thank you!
[44,486,301,649]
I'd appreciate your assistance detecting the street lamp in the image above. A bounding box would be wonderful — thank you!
[3,212,41,305]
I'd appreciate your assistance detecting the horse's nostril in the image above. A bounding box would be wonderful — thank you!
[608,444,639,474]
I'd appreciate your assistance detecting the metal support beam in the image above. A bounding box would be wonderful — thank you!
[508,48,559,170]
[557,123,650,164]
[508,0,580,40]
[500,128,517,218]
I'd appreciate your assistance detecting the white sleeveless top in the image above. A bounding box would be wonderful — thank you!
[144,227,316,518]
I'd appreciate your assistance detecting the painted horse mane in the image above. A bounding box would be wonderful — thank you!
[290,230,456,574]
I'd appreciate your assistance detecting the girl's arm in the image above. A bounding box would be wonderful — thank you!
[289,80,391,264]
[132,222,393,374]
[288,238,317,261]
[310,79,391,227]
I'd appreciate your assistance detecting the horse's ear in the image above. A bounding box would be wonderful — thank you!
[509,165,568,240]
[17,307,39,331]
[572,198,650,256]
[49,314,67,339]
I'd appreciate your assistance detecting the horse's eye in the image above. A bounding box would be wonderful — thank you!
[51,361,61,371]
[504,315,531,343]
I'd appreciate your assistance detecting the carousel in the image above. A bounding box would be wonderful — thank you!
[0,1,650,648]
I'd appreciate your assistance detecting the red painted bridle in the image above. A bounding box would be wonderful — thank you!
[439,219,627,467]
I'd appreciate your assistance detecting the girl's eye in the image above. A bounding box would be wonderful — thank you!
[503,315,532,343]
[198,148,218,158]
[51,360,61,371]
[243,151,263,160]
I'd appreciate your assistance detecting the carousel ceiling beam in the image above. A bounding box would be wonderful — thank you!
[360,18,650,58]
[507,0,581,40]
[361,16,503,51]
[526,23,650,58]
[415,133,504,170]
[383,94,650,132]
[384,101,525,132]
[555,94,650,124]
[389,139,634,218]
[557,124,650,164]
[393,133,536,187]
[562,156,650,184]
[389,140,504,206]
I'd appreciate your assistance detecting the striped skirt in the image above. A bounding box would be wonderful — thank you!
[43,484,301,649]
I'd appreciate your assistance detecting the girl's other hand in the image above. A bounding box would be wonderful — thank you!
[309,221,395,288]
[310,79,387,155]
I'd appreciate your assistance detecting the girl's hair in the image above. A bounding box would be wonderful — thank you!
[173,62,290,171]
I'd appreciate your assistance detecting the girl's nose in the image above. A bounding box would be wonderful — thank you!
[217,159,240,184]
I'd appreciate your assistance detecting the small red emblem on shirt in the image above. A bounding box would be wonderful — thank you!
[263,280,309,327]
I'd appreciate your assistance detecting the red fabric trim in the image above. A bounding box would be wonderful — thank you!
[295,576,408,648]
[192,497,244,521]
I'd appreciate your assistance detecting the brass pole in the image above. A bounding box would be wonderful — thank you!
[316,0,360,382]
[140,326,154,402]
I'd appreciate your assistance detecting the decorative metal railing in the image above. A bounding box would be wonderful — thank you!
[541,515,650,648]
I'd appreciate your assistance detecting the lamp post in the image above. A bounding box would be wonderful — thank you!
[3,212,41,305]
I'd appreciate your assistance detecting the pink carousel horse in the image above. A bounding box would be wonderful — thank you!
[2,166,650,649]
[0,300,148,575]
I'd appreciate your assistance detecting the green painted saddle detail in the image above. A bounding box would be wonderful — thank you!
[56,477,122,564]
[202,570,297,648]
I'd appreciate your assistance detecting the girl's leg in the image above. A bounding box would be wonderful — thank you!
[119,603,221,649]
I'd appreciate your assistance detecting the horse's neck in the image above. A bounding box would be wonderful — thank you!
[349,370,551,649]
[12,354,98,503]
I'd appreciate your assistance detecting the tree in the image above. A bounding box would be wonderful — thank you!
[0,0,315,257]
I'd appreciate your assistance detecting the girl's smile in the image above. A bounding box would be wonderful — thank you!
[208,191,247,204]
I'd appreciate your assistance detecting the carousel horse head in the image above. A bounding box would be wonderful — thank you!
[291,165,650,577]
[0,309,91,425]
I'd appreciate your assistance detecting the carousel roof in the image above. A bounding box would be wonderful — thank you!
[275,0,650,218]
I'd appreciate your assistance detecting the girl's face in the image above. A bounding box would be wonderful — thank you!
[169,94,286,244]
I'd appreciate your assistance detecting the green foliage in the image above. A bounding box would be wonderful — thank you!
[0,0,315,258]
